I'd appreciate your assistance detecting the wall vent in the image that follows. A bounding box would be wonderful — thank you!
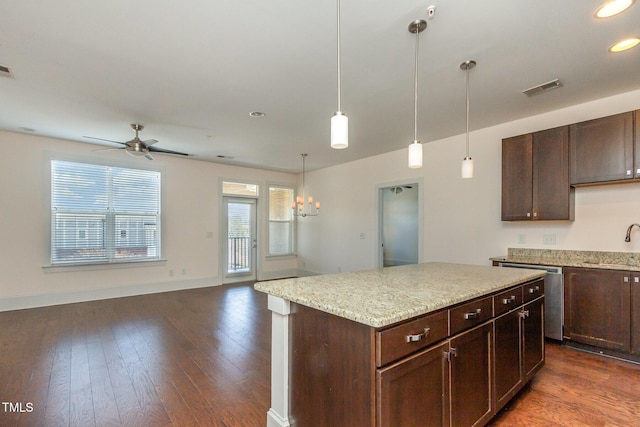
[522,79,562,97]
[0,64,15,79]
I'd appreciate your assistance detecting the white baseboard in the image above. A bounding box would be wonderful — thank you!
[258,269,299,281]
[0,276,221,312]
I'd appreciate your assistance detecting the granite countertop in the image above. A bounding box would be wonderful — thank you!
[254,262,544,328]
[490,248,640,272]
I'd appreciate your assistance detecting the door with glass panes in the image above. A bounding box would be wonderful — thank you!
[223,197,257,282]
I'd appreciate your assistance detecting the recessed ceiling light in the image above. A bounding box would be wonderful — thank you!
[249,111,265,118]
[595,0,635,18]
[609,37,640,52]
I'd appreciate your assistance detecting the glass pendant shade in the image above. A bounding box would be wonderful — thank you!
[408,141,423,168]
[462,157,474,178]
[331,112,348,149]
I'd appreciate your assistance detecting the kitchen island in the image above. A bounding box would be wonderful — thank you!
[255,262,546,427]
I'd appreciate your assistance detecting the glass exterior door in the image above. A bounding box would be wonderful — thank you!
[223,197,257,282]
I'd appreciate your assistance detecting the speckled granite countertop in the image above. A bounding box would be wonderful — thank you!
[490,248,640,272]
[254,262,544,328]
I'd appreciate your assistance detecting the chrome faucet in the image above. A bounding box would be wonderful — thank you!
[625,223,640,242]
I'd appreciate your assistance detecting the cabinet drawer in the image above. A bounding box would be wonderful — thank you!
[523,279,544,303]
[376,310,448,367]
[449,297,493,335]
[494,286,523,316]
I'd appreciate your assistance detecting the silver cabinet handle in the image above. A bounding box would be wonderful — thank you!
[464,309,482,320]
[502,296,516,305]
[528,286,540,294]
[405,327,431,343]
[519,310,530,319]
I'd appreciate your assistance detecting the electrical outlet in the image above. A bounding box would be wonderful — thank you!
[543,234,556,245]
[359,232,365,240]
[518,234,526,244]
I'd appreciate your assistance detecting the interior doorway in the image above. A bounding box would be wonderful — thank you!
[378,182,420,268]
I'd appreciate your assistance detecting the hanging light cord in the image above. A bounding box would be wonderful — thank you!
[301,154,307,202]
[465,66,470,158]
[336,0,342,113]
[413,26,420,142]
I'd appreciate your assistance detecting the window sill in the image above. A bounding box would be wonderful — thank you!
[43,259,167,273]
[265,254,297,260]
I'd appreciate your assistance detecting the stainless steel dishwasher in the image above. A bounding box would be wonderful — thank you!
[498,262,563,341]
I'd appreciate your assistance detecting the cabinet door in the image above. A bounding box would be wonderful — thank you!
[632,274,640,355]
[570,111,634,184]
[564,267,631,352]
[522,297,545,381]
[502,134,533,221]
[377,341,450,427]
[450,323,493,427]
[533,126,573,220]
[493,309,523,412]
[635,111,640,179]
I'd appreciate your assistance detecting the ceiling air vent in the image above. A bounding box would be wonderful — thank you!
[522,79,562,97]
[0,64,15,79]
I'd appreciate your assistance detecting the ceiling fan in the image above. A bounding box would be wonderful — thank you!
[84,123,190,160]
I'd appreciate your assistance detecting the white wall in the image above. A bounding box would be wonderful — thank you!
[298,89,640,274]
[0,131,296,310]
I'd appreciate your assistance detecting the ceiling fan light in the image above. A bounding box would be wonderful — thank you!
[408,141,423,169]
[462,157,474,179]
[331,112,349,149]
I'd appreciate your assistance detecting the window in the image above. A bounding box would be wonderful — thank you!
[222,181,259,197]
[268,186,295,256]
[50,160,161,265]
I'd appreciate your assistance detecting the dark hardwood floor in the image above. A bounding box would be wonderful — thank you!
[1,283,638,426]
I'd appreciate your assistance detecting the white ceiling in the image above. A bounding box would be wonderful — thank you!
[0,1,638,173]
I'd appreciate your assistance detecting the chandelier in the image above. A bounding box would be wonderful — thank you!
[292,154,320,217]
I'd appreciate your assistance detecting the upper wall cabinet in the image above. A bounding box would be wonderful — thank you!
[502,126,574,221]
[570,111,634,185]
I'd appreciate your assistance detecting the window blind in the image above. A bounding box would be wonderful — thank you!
[268,186,294,256]
[51,160,161,264]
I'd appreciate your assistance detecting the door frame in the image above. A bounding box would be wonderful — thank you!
[221,196,258,284]
[376,178,423,268]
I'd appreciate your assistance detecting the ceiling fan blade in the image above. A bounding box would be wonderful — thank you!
[92,147,122,152]
[142,139,158,146]
[83,136,126,145]
[145,152,155,160]
[148,146,190,156]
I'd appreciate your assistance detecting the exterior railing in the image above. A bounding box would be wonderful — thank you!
[228,236,251,273]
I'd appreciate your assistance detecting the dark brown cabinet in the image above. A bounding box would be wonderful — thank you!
[450,322,494,427]
[502,126,573,221]
[522,297,545,381]
[636,110,640,179]
[377,341,450,427]
[288,279,545,427]
[493,286,544,413]
[570,111,634,185]
[564,267,631,352]
[631,274,640,355]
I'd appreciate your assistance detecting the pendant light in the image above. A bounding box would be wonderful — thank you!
[331,0,348,149]
[407,19,426,169]
[291,154,320,217]
[460,60,476,179]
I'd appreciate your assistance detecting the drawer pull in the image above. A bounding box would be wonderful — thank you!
[528,286,540,294]
[502,296,516,305]
[464,309,482,320]
[405,327,431,343]
[519,310,530,319]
